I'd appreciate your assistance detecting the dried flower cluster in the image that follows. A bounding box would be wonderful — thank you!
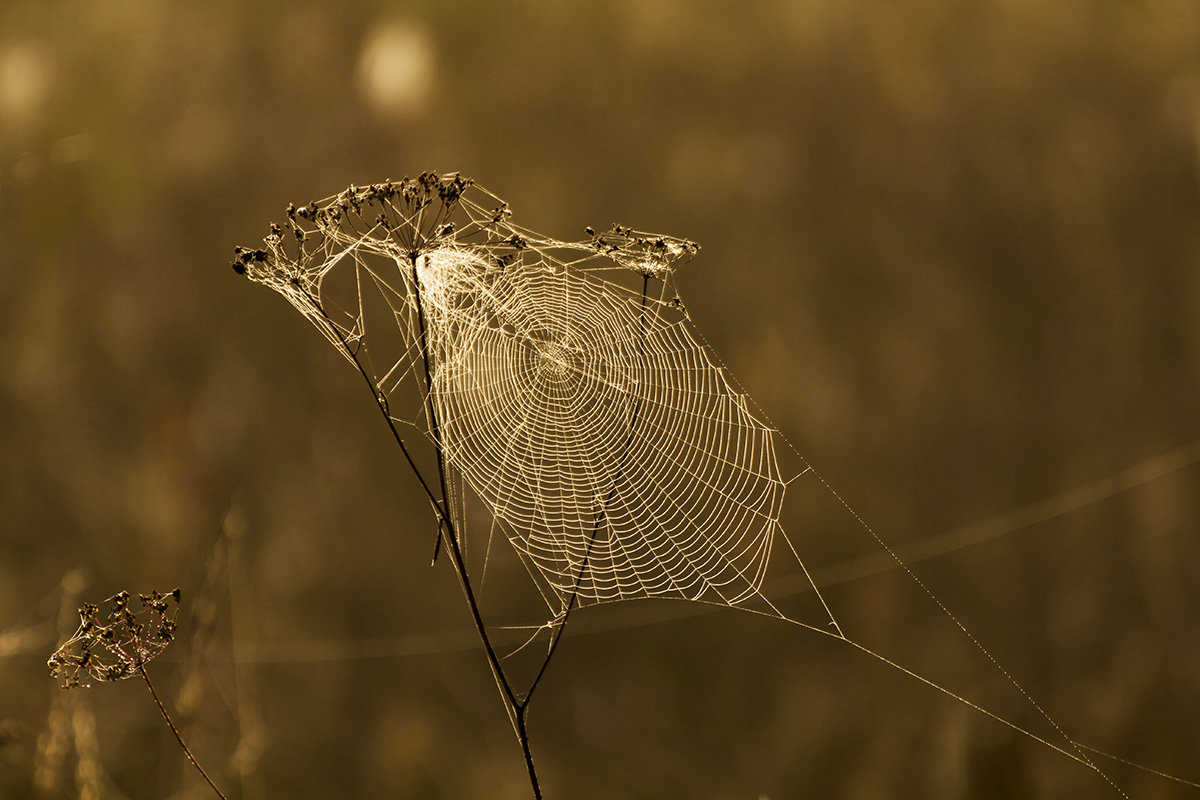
[231,171,481,279]
[230,171,697,290]
[47,589,181,688]
[585,223,698,279]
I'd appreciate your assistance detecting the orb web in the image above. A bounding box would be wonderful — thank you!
[234,174,1200,797]
[433,257,783,605]
[236,174,786,610]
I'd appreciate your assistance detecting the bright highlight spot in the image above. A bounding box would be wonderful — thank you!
[0,43,50,130]
[356,21,435,118]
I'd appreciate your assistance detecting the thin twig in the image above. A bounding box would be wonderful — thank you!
[138,665,228,800]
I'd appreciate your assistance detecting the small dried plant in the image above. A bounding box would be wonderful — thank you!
[47,589,227,800]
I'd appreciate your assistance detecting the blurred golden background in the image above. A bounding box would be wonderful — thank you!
[2,1,1199,798]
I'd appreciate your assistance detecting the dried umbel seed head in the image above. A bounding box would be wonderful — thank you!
[48,588,181,688]
[588,223,699,278]
[231,171,482,281]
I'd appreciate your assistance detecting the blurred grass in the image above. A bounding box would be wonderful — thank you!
[2,1,1199,797]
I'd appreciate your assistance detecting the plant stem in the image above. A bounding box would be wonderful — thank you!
[138,665,228,800]
[515,706,541,799]
[407,254,542,797]
[409,254,454,565]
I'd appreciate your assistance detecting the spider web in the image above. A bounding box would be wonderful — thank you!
[234,173,805,616]
[234,173,1200,796]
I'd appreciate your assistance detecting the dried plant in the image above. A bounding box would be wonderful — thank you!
[47,590,227,800]
[231,172,704,797]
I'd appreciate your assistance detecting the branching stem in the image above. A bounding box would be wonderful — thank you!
[298,257,661,798]
[298,252,663,799]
